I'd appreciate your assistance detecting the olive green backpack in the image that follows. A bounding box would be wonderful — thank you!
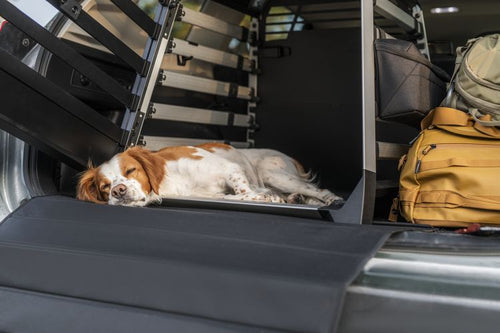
[443,34,500,126]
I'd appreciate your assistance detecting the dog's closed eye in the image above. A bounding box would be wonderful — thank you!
[126,167,136,176]
[100,184,110,191]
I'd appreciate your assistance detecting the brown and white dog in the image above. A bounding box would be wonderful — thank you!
[77,143,343,207]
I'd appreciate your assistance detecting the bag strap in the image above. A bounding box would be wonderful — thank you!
[451,37,480,83]
[442,37,481,107]
[421,107,470,129]
[422,107,500,137]
[469,108,500,127]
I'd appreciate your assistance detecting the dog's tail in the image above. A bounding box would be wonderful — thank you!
[291,159,317,183]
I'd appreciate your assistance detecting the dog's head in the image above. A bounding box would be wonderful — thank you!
[77,147,165,206]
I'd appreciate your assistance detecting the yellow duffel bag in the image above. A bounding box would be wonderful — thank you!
[397,107,500,227]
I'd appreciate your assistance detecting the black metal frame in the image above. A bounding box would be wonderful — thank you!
[0,0,132,107]
[0,0,181,168]
[121,0,182,147]
[0,48,121,169]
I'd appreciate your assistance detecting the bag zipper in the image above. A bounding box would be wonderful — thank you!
[414,143,500,173]
[415,144,436,173]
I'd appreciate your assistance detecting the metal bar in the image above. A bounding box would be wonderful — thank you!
[0,0,132,108]
[361,0,376,224]
[123,1,181,147]
[159,197,324,220]
[290,5,301,31]
[265,20,360,32]
[151,103,251,127]
[247,17,259,147]
[142,136,250,150]
[110,0,158,37]
[299,10,360,21]
[45,0,148,75]
[412,4,430,60]
[376,142,409,160]
[267,2,359,16]
[0,49,121,169]
[374,0,416,33]
[266,21,304,26]
[158,71,253,100]
[181,7,246,41]
[361,1,376,174]
[267,16,360,25]
[171,38,253,72]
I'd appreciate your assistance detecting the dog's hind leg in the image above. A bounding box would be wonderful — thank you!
[257,156,343,205]
[222,162,285,203]
[264,172,342,205]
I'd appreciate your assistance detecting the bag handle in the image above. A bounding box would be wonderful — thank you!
[442,37,481,107]
[469,108,500,127]
[422,107,500,138]
[421,107,470,129]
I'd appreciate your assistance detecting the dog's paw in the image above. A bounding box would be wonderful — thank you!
[329,198,346,209]
[243,192,285,203]
[268,194,286,204]
[321,190,343,206]
[286,193,305,204]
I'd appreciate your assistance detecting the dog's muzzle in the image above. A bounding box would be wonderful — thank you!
[111,184,127,199]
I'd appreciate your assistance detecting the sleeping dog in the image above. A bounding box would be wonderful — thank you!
[77,143,343,207]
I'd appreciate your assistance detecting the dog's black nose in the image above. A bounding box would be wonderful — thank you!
[111,184,127,199]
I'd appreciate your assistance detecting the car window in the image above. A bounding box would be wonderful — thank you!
[5,0,58,27]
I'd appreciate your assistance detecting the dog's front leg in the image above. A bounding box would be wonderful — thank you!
[222,163,284,203]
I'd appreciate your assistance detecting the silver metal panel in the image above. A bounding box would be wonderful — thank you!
[0,131,30,222]
[376,141,408,160]
[341,249,500,333]
[374,0,416,32]
[365,257,500,287]
[142,136,250,150]
[361,1,377,173]
[159,70,252,100]
[182,7,243,40]
[352,249,500,301]
[151,103,251,127]
[171,38,252,71]
[342,284,500,333]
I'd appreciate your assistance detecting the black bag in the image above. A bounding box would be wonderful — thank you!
[374,39,450,127]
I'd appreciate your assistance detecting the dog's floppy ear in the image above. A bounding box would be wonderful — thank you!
[77,165,106,204]
[126,147,165,194]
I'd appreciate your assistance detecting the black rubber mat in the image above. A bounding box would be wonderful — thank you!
[0,196,395,333]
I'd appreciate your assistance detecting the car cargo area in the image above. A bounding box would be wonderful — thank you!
[2,2,500,333]
[0,0,426,223]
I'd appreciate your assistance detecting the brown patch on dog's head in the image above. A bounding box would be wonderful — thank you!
[123,147,166,194]
[76,163,110,204]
